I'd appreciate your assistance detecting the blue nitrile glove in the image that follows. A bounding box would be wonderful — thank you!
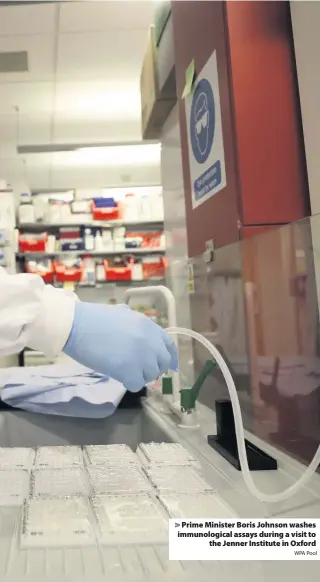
[63,302,178,392]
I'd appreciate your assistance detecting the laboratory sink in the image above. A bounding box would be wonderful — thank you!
[0,408,172,450]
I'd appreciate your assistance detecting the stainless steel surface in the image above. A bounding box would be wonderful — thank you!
[0,409,172,449]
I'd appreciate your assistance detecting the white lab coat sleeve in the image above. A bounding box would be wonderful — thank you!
[0,266,77,358]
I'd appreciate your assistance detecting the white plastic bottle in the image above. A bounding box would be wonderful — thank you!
[95,231,103,251]
[85,228,94,251]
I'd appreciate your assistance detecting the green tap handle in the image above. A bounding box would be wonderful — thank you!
[180,359,217,410]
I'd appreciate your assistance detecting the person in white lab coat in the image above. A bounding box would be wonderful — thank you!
[0,267,178,392]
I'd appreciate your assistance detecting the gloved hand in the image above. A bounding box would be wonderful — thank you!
[63,302,178,392]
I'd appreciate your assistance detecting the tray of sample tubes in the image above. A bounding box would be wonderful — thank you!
[84,444,139,467]
[91,492,168,545]
[21,496,96,548]
[137,442,199,467]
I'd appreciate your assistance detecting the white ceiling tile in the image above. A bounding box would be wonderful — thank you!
[0,156,25,182]
[53,117,142,144]
[0,114,17,147]
[57,31,146,80]
[18,114,52,146]
[26,168,50,190]
[54,80,141,120]
[23,152,53,169]
[0,82,54,113]
[0,35,55,83]
[0,4,56,36]
[60,1,153,33]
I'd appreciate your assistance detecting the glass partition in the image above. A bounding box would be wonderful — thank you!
[161,214,320,470]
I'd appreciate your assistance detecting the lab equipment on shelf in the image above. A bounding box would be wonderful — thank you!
[25,259,54,283]
[84,227,94,251]
[19,232,47,253]
[18,192,35,224]
[91,197,120,221]
[104,257,134,281]
[54,257,83,282]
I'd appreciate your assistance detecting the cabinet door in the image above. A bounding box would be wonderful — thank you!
[172,0,240,257]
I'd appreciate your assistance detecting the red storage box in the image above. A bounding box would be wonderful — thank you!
[54,261,83,282]
[91,200,121,221]
[19,233,47,253]
[143,257,167,280]
[26,261,54,283]
[104,258,133,281]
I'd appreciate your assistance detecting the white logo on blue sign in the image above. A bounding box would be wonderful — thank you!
[190,77,222,201]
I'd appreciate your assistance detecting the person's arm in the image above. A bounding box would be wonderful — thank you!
[0,266,76,357]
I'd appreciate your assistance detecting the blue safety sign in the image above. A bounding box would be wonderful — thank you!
[185,51,226,209]
[190,78,215,165]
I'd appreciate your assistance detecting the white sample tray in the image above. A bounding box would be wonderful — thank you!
[87,465,153,495]
[158,492,234,518]
[144,465,213,493]
[137,442,198,466]
[31,468,89,498]
[0,469,30,506]
[21,496,96,548]
[84,444,139,467]
[91,493,168,545]
[34,446,84,469]
[0,447,35,470]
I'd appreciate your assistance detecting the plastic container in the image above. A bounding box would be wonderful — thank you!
[31,468,89,498]
[132,260,143,281]
[91,493,168,545]
[54,260,83,283]
[34,446,83,469]
[18,203,35,224]
[60,239,84,252]
[0,469,30,506]
[46,234,56,253]
[91,200,120,221]
[19,233,47,253]
[143,465,213,493]
[123,193,139,222]
[59,227,81,239]
[87,465,152,495]
[94,231,103,251]
[113,238,126,252]
[21,496,96,548]
[158,492,234,518]
[137,443,198,467]
[95,261,105,282]
[104,259,133,281]
[84,444,139,467]
[26,260,54,283]
[83,256,95,286]
[84,228,94,251]
[0,447,35,470]
[142,256,166,280]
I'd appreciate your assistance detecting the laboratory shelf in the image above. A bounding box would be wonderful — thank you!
[18,220,164,231]
[16,248,165,259]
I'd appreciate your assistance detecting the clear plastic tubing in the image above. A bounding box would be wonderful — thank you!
[166,327,320,503]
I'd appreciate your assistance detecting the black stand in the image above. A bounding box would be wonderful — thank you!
[207,399,277,471]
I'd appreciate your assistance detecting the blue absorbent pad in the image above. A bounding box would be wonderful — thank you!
[0,363,126,419]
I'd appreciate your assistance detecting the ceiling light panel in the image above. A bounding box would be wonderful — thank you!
[50,144,161,168]
[53,118,142,144]
[54,81,141,120]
